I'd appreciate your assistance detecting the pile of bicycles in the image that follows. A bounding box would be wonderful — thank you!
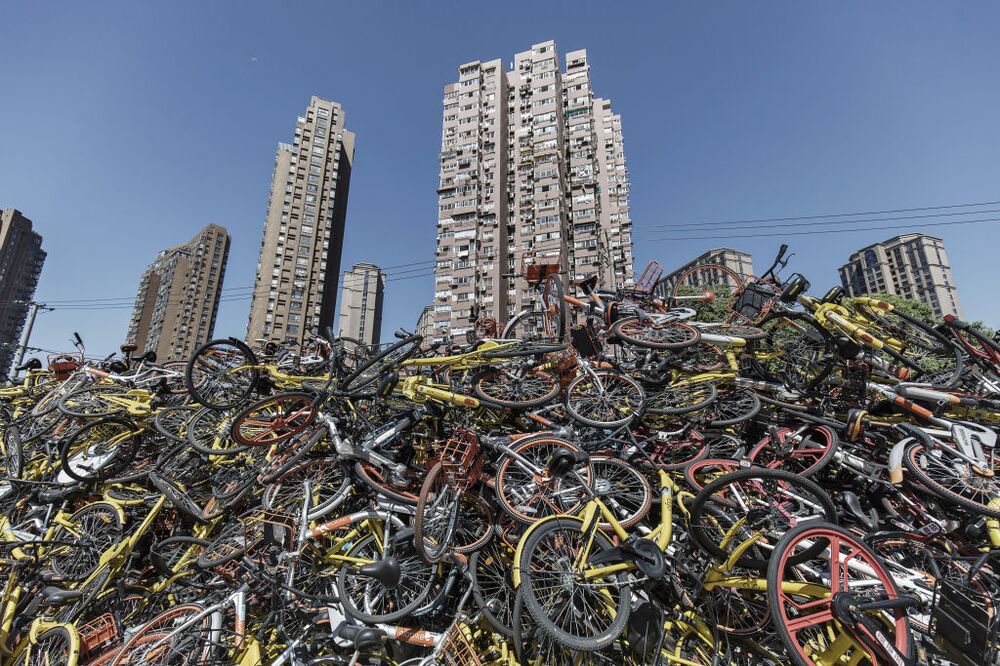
[2,245,1000,665]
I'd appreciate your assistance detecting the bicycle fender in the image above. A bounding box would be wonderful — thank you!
[510,514,584,589]
[887,438,913,484]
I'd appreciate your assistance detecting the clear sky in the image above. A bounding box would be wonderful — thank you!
[3,1,1000,358]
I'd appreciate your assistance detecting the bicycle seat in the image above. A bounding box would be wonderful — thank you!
[547,448,590,475]
[16,358,42,372]
[337,624,387,650]
[572,275,599,292]
[120,343,138,354]
[359,557,401,590]
[36,484,83,504]
[41,586,84,607]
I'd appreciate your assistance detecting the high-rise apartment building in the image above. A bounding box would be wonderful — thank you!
[839,233,961,318]
[126,224,230,360]
[247,97,356,346]
[415,304,435,341]
[654,248,753,298]
[0,209,46,377]
[337,263,385,346]
[432,41,632,340]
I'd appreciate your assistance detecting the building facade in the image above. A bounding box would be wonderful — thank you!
[0,209,46,377]
[247,97,356,346]
[415,304,435,341]
[654,248,753,298]
[337,263,385,346]
[432,41,632,340]
[126,224,230,360]
[839,234,961,318]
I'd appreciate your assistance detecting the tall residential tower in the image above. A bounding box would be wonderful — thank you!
[248,97,356,346]
[0,209,46,377]
[839,233,961,318]
[432,41,632,339]
[126,224,230,360]
[337,263,385,346]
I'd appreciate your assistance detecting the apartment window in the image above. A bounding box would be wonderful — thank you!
[316,108,329,118]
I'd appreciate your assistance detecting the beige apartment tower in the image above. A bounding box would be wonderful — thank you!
[126,224,230,360]
[839,234,961,318]
[337,263,385,346]
[655,248,753,298]
[0,209,46,377]
[432,41,633,340]
[247,97,356,346]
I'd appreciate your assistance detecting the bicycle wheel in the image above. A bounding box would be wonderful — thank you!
[263,457,351,520]
[413,462,461,563]
[186,407,247,457]
[565,370,645,428]
[502,310,549,340]
[186,338,259,410]
[689,468,838,570]
[518,516,631,651]
[750,312,834,391]
[353,461,421,506]
[705,388,760,427]
[110,603,216,665]
[230,391,317,446]
[699,323,767,341]
[59,416,143,483]
[853,303,963,386]
[471,540,515,637]
[341,335,423,393]
[590,456,652,529]
[336,532,437,623]
[645,381,717,415]
[472,367,560,409]
[768,523,914,666]
[747,425,839,477]
[611,317,701,350]
[542,273,565,340]
[20,626,78,666]
[494,437,592,523]
[148,472,207,523]
[152,405,198,443]
[49,501,125,580]
[57,385,129,418]
[2,425,23,479]
[902,441,1000,518]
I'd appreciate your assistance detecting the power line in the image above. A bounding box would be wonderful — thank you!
[641,215,1000,243]
[636,199,1000,230]
[636,207,1000,238]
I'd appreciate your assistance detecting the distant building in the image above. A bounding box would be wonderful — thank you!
[415,304,435,340]
[0,209,46,377]
[337,263,385,346]
[247,97,356,347]
[432,40,632,341]
[126,224,230,360]
[655,248,753,298]
[839,233,961,318]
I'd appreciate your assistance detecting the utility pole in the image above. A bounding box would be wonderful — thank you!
[8,302,46,380]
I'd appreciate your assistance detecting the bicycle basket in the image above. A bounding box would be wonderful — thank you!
[931,578,1000,666]
[47,352,83,380]
[633,260,664,295]
[730,281,776,323]
[525,262,561,286]
[440,623,483,666]
[439,430,482,490]
[78,612,120,659]
[570,324,602,358]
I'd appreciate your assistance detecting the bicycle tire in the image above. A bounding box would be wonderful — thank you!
[564,370,645,428]
[519,516,630,651]
[341,335,423,393]
[413,462,459,563]
[470,540,515,638]
[185,338,260,410]
[747,424,839,477]
[57,385,129,418]
[542,274,565,340]
[611,317,701,350]
[148,472,207,523]
[645,381,717,415]
[902,441,1000,518]
[353,461,420,506]
[472,367,560,409]
[706,388,761,427]
[187,407,249,457]
[767,522,914,666]
[150,535,210,580]
[230,391,317,447]
[749,312,834,391]
[59,416,143,483]
[688,468,838,570]
[501,310,548,340]
[152,404,198,443]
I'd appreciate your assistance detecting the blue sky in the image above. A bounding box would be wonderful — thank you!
[2,2,1000,357]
